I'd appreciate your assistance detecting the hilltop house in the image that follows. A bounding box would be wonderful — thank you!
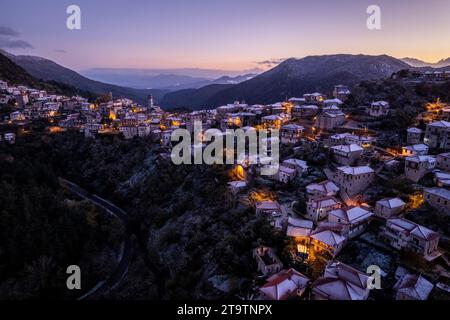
[306,196,341,223]
[292,105,319,118]
[424,120,450,149]
[333,85,351,101]
[374,198,406,219]
[281,124,304,144]
[288,97,306,106]
[366,101,390,117]
[379,218,440,261]
[404,156,436,183]
[282,159,309,176]
[434,171,450,187]
[327,206,374,239]
[327,132,376,148]
[407,127,423,145]
[312,261,370,300]
[256,201,282,218]
[436,152,450,171]
[261,115,284,128]
[424,188,450,214]
[316,109,346,130]
[259,269,310,300]
[309,222,347,257]
[304,92,326,103]
[393,268,434,300]
[401,144,429,157]
[333,166,375,196]
[331,144,364,165]
[275,165,297,183]
[286,217,314,238]
[253,246,283,276]
[323,98,343,108]
[306,180,340,198]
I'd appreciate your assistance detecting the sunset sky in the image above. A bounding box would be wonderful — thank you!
[0,0,449,72]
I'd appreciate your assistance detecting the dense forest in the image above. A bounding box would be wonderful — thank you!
[0,123,281,299]
[0,128,124,299]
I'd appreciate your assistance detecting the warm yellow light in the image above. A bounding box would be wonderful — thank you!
[49,126,64,133]
[297,244,308,254]
[409,192,424,209]
[248,190,275,203]
[230,165,246,181]
[109,111,116,120]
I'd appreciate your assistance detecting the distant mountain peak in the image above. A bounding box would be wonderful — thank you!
[401,57,450,68]
[162,53,411,109]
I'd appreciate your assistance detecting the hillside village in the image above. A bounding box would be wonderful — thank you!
[1,67,450,301]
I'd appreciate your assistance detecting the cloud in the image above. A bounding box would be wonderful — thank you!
[0,26,20,37]
[0,38,34,49]
[0,25,33,49]
[54,49,67,53]
[256,58,287,68]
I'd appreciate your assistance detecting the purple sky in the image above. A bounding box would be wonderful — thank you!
[0,0,449,72]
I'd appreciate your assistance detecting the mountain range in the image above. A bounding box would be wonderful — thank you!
[0,50,168,104]
[401,57,450,68]
[161,54,412,109]
[0,51,96,98]
[2,50,450,111]
[81,68,257,90]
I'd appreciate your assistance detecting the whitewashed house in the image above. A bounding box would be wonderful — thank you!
[424,188,450,214]
[280,124,304,144]
[259,269,310,300]
[404,156,436,183]
[286,217,314,238]
[306,196,341,223]
[374,198,406,218]
[424,120,450,149]
[312,261,370,300]
[394,270,434,300]
[366,101,390,117]
[333,85,351,101]
[401,144,429,157]
[316,109,346,130]
[333,166,375,196]
[379,218,440,261]
[292,105,319,118]
[406,127,423,145]
[309,223,347,257]
[256,201,282,218]
[436,152,450,171]
[327,206,374,238]
[306,180,340,198]
[282,158,309,176]
[323,98,343,108]
[331,144,364,165]
[434,171,450,187]
[276,165,297,183]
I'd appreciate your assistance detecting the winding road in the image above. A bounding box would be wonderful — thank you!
[59,178,132,300]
